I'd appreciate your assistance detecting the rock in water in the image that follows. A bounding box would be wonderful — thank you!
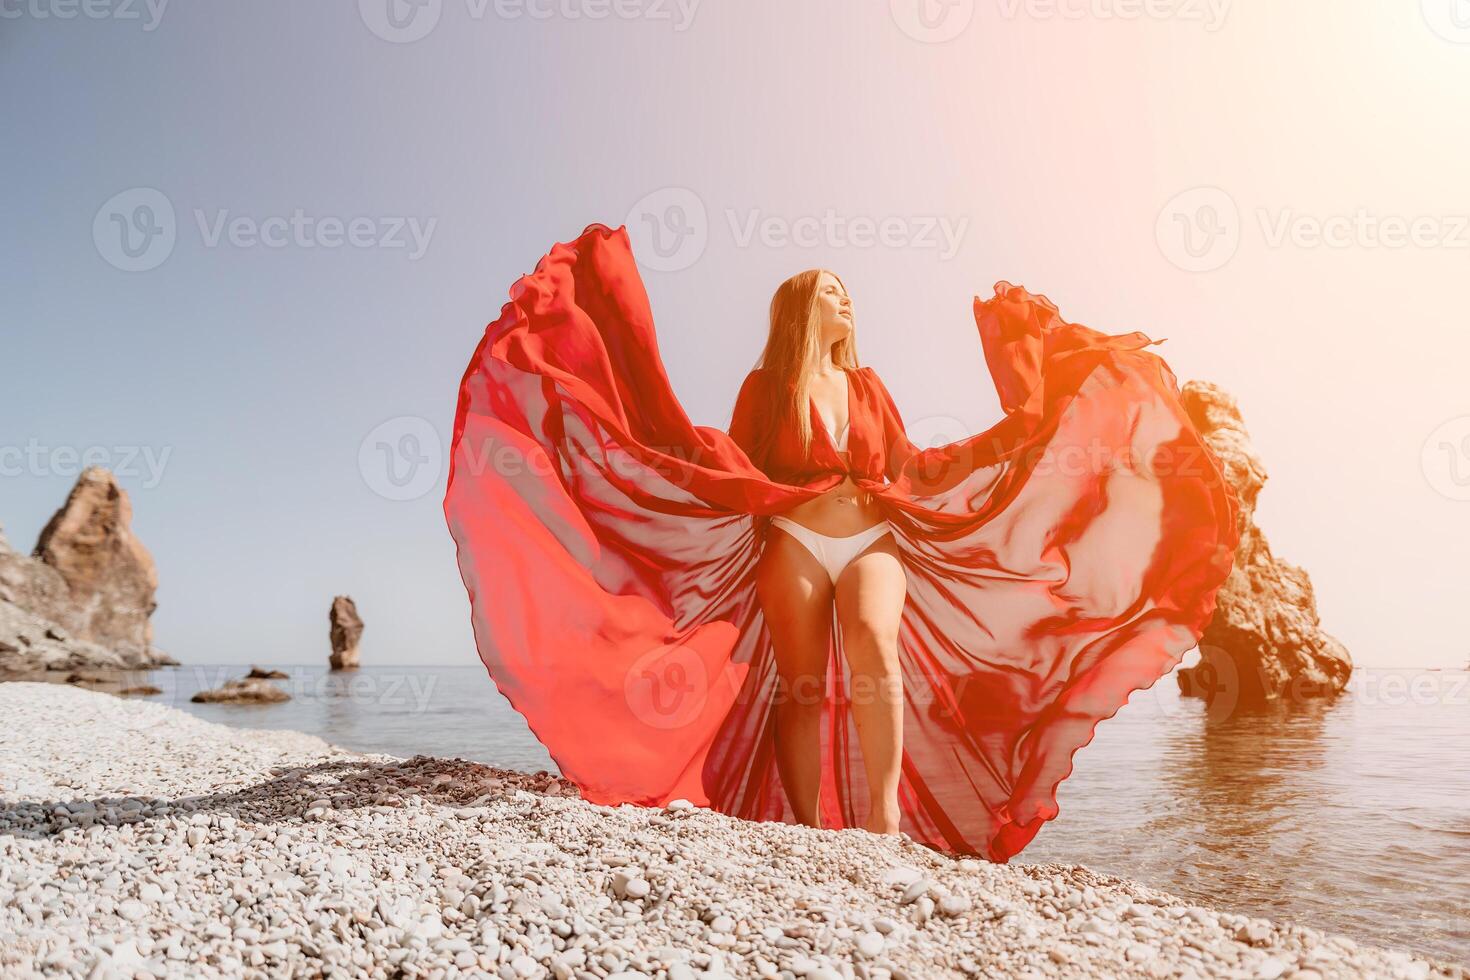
[329,596,363,669]
[1176,382,1352,707]
[191,676,290,703]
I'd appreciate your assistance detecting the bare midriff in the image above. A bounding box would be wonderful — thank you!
[776,451,887,537]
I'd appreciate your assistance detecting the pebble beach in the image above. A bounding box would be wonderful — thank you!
[0,682,1463,980]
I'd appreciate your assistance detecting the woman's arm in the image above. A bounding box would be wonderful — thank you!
[727,368,772,473]
[866,366,982,495]
[863,367,920,483]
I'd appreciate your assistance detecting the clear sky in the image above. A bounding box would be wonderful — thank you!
[4,1,1468,669]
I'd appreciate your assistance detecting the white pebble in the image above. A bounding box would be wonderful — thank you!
[0,682,1430,980]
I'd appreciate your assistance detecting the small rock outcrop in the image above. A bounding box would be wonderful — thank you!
[329,596,363,669]
[191,677,290,704]
[1176,382,1352,706]
[0,469,174,674]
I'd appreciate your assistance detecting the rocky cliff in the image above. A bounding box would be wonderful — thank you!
[1177,382,1352,705]
[0,468,175,673]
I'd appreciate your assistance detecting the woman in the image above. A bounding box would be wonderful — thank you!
[737,269,907,836]
[445,223,1239,862]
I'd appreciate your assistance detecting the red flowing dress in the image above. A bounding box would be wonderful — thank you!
[444,223,1239,862]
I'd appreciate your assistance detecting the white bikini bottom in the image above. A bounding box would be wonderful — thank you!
[766,515,896,586]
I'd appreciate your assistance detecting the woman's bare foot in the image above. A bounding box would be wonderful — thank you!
[864,802,902,835]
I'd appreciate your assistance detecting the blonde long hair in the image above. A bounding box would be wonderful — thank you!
[755,269,860,458]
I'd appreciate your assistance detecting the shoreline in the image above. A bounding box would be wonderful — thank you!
[0,682,1463,980]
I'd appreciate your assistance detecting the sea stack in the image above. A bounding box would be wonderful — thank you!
[1176,381,1352,707]
[329,595,363,670]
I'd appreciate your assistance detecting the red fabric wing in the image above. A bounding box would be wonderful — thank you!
[444,223,1239,862]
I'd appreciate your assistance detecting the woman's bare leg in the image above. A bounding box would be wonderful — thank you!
[755,525,835,829]
[834,533,907,835]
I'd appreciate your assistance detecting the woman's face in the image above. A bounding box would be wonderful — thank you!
[815,271,853,346]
